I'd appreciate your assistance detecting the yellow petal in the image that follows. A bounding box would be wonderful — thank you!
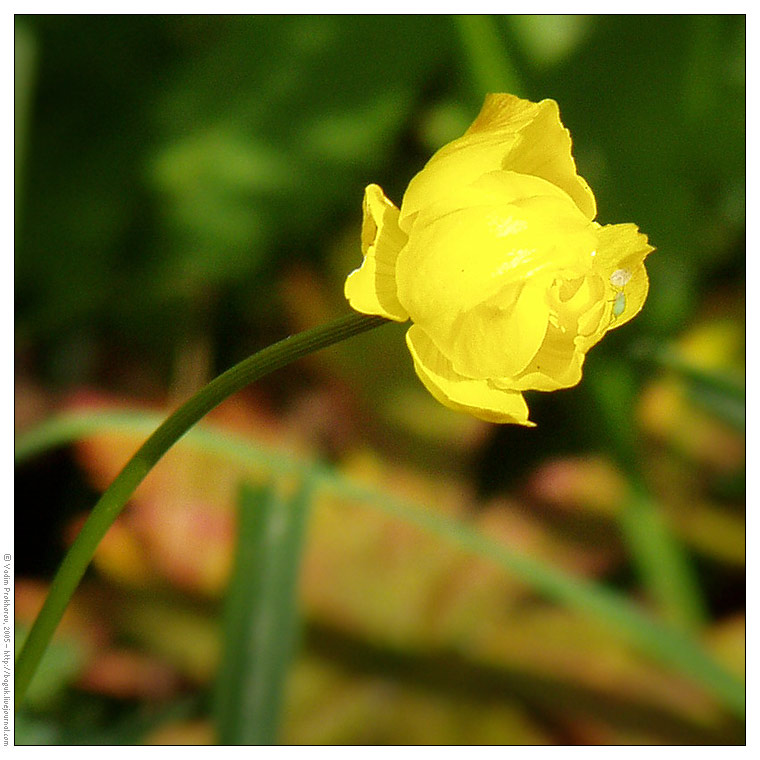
[398,94,596,231]
[448,281,551,379]
[406,325,534,425]
[395,182,596,358]
[496,323,585,392]
[593,223,654,330]
[464,92,544,136]
[399,137,522,233]
[411,170,586,233]
[480,95,597,221]
[344,184,409,322]
[576,298,608,343]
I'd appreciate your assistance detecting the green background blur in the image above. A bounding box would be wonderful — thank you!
[15,15,744,745]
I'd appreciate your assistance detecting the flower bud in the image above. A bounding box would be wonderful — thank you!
[345,94,654,425]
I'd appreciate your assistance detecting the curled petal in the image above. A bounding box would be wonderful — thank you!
[479,95,597,221]
[593,223,654,330]
[395,185,596,358]
[411,170,590,235]
[576,299,608,342]
[497,323,585,392]
[448,281,551,379]
[399,137,523,233]
[406,325,534,426]
[344,184,409,322]
[399,94,596,231]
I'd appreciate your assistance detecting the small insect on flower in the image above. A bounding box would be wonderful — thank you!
[609,268,632,322]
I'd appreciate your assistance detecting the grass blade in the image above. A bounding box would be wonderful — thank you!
[215,478,312,745]
[587,358,707,631]
[453,15,524,97]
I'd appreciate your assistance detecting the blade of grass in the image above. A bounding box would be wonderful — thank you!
[453,15,524,98]
[14,409,294,476]
[214,478,313,745]
[587,358,708,632]
[618,480,709,630]
[15,410,744,717]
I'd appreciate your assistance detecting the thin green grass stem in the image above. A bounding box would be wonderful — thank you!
[215,479,313,744]
[13,312,388,708]
[588,357,707,632]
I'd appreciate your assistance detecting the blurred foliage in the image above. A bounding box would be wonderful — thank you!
[15,387,744,743]
[15,14,744,745]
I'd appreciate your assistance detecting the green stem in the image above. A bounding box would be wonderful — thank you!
[14,312,388,708]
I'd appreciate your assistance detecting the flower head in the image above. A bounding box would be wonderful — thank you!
[345,93,654,425]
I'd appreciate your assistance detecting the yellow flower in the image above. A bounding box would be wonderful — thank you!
[345,93,654,425]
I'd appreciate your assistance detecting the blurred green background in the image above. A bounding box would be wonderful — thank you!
[15,15,744,745]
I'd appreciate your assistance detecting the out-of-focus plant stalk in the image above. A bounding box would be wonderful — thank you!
[453,15,525,99]
[215,480,313,744]
[14,312,388,708]
[588,357,707,631]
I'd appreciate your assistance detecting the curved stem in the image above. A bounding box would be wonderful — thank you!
[14,312,388,707]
